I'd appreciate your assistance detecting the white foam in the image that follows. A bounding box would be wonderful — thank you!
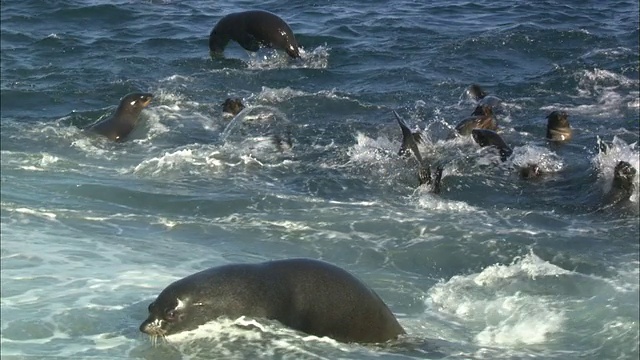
[592,136,639,202]
[510,145,564,173]
[428,252,570,347]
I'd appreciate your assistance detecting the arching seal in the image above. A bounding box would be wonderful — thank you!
[471,128,513,162]
[140,258,405,344]
[455,104,497,136]
[209,10,300,59]
[85,92,153,141]
[546,111,571,142]
[222,98,245,116]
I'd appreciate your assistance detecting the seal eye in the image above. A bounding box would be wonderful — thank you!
[165,309,179,322]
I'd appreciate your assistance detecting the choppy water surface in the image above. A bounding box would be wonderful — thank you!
[1,1,639,359]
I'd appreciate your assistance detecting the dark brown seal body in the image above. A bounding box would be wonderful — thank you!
[140,258,405,344]
[455,105,497,136]
[546,111,572,142]
[471,128,513,162]
[85,92,153,141]
[209,10,300,58]
[222,98,245,116]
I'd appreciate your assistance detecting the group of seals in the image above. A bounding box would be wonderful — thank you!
[140,258,405,344]
[87,10,299,141]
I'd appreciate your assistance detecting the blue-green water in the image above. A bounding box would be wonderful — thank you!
[1,1,639,359]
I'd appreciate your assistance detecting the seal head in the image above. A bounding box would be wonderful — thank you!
[222,98,245,116]
[85,92,153,141]
[140,258,405,343]
[209,10,300,59]
[546,111,572,142]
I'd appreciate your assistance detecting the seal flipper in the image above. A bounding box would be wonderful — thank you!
[393,110,423,162]
[418,165,432,186]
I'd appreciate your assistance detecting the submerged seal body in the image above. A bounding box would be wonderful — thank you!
[471,128,513,162]
[209,10,300,59]
[85,92,153,141]
[140,258,405,344]
[546,111,571,142]
[455,105,497,136]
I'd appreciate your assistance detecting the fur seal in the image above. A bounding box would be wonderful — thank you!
[471,128,513,162]
[140,258,405,344]
[222,98,245,116]
[85,92,153,141]
[394,110,427,182]
[519,163,543,179]
[454,104,497,136]
[209,10,300,59]
[610,160,636,201]
[468,84,501,109]
[546,111,571,142]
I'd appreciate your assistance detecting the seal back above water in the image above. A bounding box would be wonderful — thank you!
[209,10,300,59]
[140,258,405,344]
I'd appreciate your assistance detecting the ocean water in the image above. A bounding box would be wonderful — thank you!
[1,0,639,359]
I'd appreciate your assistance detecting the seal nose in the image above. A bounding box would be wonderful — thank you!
[139,320,150,334]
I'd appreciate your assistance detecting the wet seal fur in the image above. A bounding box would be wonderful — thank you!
[471,129,513,162]
[610,160,636,202]
[393,110,444,191]
[454,105,497,136]
[85,92,153,141]
[222,98,245,116]
[140,258,405,344]
[209,10,300,59]
[546,111,572,142]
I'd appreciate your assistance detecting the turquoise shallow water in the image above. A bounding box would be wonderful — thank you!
[1,1,639,359]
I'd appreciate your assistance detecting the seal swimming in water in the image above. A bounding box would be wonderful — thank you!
[609,160,636,203]
[454,104,497,136]
[393,110,444,190]
[471,128,513,162]
[546,110,571,142]
[222,98,245,116]
[85,92,153,141]
[209,10,300,59]
[468,84,502,109]
[140,258,405,344]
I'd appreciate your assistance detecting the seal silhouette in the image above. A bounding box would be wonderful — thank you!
[140,258,405,344]
[85,92,153,141]
[209,10,300,59]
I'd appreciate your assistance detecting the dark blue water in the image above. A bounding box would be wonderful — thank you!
[1,1,639,359]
